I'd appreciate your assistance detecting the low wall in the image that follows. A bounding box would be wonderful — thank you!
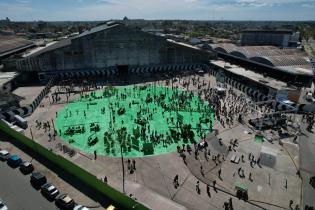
[0,121,149,210]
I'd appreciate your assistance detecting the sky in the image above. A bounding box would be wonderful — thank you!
[1,0,315,21]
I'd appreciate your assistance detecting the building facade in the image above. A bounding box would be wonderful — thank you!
[17,22,214,79]
[240,30,294,48]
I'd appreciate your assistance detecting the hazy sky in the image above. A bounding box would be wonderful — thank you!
[1,0,315,21]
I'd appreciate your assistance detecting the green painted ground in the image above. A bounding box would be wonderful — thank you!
[55,85,214,157]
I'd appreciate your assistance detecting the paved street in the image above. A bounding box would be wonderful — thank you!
[299,124,315,208]
[0,160,58,210]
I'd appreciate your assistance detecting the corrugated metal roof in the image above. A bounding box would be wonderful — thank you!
[74,22,121,39]
[29,38,72,57]
[27,22,122,57]
[211,43,313,76]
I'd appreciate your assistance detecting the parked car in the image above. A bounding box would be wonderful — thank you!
[74,205,90,210]
[20,161,34,174]
[0,150,10,161]
[30,172,47,189]
[306,92,315,102]
[0,199,8,210]
[310,176,315,188]
[55,194,75,209]
[7,154,22,168]
[106,205,116,210]
[41,183,59,200]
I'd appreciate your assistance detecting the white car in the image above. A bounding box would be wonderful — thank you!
[74,205,90,210]
[0,150,10,161]
[0,199,8,210]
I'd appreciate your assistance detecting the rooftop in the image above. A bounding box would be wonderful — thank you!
[75,22,121,39]
[167,39,202,51]
[211,60,295,91]
[0,71,19,87]
[0,36,34,58]
[211,43,313,76]
[25,22,122,58]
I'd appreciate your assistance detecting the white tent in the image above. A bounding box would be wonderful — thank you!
[259,146,278,168]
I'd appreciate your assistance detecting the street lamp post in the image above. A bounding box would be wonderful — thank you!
[29,125,34,141]
[110,99,126,194]
[120,142,126,194]
[29,125,37,162]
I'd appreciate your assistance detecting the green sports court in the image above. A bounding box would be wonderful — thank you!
[55,85,215,157]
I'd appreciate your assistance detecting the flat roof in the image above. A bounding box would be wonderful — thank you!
[211,60,295,91]
[0,71,19,87]
[27,39,71,57]
[167,39,205,51]
[23,41,58,57]
[0,36,34,57]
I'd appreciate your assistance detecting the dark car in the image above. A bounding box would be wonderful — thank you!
[7,155,22,168]
[55,194,75,209]
[19,161,34,174]
[41,183,59,201]
[310,176,315,188]
[30,172,47,189]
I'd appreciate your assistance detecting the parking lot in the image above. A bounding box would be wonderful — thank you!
[0,159,58,210]
[0,138,105,210]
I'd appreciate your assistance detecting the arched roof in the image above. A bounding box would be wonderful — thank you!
[211,43,312,71]
[214,47,227,53]
[212,43,238,54]
[250,55,310,67]
[250,56,275,66]
[230,51,247,59]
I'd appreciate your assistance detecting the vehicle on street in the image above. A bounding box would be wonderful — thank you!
[30,172,47,189]
[106,205,116,210]
[55,194,75,209]
[7,154,22,168]
[0,150,10,161]
[74,205,90,210]
[41,183,59,200]
[19,161,34,174]
[310,176,315,188]
[0,199,8,210]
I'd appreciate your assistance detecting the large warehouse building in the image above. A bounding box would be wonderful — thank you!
[17,21,214,80]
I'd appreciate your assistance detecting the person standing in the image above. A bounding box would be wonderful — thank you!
[94,150,97,160]
[206,184,211,197]
[196,180,200,194]
[132,159,136,170]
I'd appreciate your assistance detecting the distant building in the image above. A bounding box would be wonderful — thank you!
[240,30,299,48]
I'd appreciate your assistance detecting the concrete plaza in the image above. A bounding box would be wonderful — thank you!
[19,72,302,210]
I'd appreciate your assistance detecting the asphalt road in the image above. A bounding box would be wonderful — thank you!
[299,125,315,208]
[0,160,59,210]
